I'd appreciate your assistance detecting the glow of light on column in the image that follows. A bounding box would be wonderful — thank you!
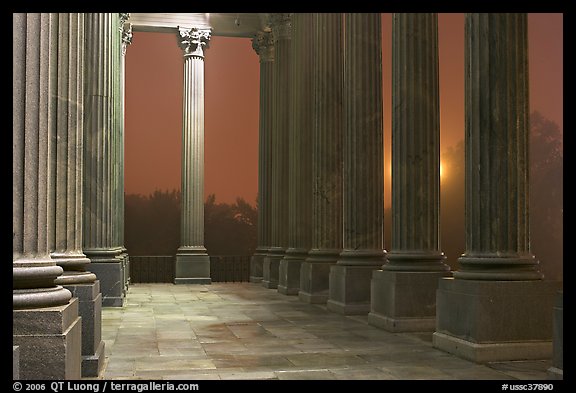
[440,161,445,181]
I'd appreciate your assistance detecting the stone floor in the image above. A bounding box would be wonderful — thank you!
[92,283,552,380]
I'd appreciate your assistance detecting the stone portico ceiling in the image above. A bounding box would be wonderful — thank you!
[130,13,270,37]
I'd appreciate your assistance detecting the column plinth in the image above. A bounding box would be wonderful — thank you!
[433,13,560,362]
[327,13,385,315]
[174,27,212,285]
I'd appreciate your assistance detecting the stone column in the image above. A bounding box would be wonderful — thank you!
[263,13,291,289]
[299,13,343,304]
[119,13,132,292]
[327,13,385,315]
[250,31,274,283]
[433,13,560,362]
[278,13,313,296]
[174,26,212,284]
[83,13,125,307]
[46,13,105,377]
[13,12,81,380]
[369,13,450,332]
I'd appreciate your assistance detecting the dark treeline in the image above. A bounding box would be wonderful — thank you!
[124,192,257,256]
[125,112,562,280]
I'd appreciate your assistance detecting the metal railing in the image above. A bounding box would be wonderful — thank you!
[129,255,251,283]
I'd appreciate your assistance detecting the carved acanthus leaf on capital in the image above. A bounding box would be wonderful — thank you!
[252,31,274,62]
[119,13,130,29]
[270,13,292,41]
[178,27,211,58]
[122,23,133,56]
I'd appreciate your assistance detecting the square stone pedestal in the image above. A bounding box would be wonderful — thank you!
[262,254,282,289]
[174,254,211,284]
[433,278,561,363]
[278,258,303,295]
[547,291,563,380]
[64,280,105,377]
[13,298,82,379]
[299,261,334,304]
[88,261,125,307]
[368,270,450,332]
[249,253,265,283]
[326,264,379,315]
[13,346,19,379]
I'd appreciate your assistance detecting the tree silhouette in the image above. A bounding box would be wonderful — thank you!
[529,112,563,280]
[204,194,257,256]
[125,190,257,257]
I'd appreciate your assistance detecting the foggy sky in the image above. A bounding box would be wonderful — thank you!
[124,13,563,205]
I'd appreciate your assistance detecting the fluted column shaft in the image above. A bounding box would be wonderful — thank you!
[299,13,343,303]
[279,13,313,295]
[179,28,208,250]
[13,13,72,309]
[340,13,385,264]
[384,13,447,271]
[83,13,122,258]
[311,13,343,255]
[250,31,274,283]
[287,13,312,255]
[270,13,291,254]
[262,13,291,289]
[455,13,541,280]
[119,14,132,289]
[47,13,96,285]
[83,13,126,307]
[174,27,212,284]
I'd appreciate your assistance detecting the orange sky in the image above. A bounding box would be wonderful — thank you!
[125,13,563,205]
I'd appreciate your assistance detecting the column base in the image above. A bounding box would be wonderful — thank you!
[13,346,19,380]
[13,298,82,379]
[327,264,381,315]
[82,340,105,377]
[298,249,339,304]
[548,291,563,379]
[278,250,306,295]
[174,251,211,285]
[433,278,561,363]
[87,261,125,307]
[63,280,105,377]
[262,249,284,289]
[249,249,267,283]
[368,270,451,332]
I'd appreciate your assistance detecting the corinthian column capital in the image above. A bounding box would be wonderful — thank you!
[270,13,292,41]
[178,27,211,58]
[252,31,274,62]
